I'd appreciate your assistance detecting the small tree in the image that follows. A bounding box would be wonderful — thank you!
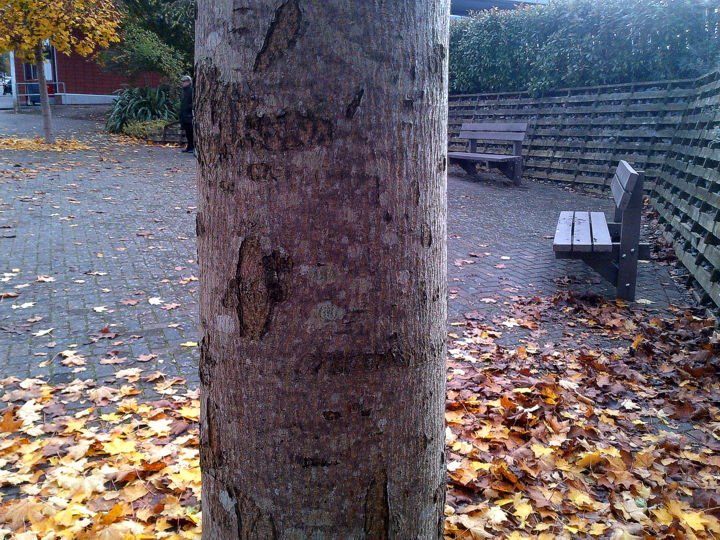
[0,0,121,143]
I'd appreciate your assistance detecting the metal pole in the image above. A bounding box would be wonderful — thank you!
[9,51,19,113]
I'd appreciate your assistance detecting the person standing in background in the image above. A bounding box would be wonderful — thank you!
[180,75,194,154]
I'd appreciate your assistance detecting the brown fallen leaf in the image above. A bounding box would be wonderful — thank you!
[0,409,23,433]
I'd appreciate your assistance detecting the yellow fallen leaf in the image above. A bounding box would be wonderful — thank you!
[513,501,534,522]
[531,443,554,458]
[598,446,621,458]
[576,450,603,469]
[53,503,94,527]
[177,406,199,422]
[680,510,710,532]
[567,487,596,509]
[652,507,674,526]
[121,483,149,503]
[103,439,137,455]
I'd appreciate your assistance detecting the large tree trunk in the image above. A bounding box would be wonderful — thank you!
[34,43,54,144]
[195,1,449,537]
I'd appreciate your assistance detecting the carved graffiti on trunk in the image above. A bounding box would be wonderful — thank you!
[364,469,389,538]
[199,395,224,470]
[199,335,215,386]
[244,111,333,151]
[235,237,291,339]
[253,0,302,72]
[231,488,278,539]
[346,88,365,119]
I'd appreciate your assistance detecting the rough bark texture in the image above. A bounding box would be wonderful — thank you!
[34,43,53,144]
[196,1,449,537]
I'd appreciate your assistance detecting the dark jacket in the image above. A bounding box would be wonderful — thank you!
[180,85,193,123]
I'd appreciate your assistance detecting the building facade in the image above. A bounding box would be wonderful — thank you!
[7,46,162,108]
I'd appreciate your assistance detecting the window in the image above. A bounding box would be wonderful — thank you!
[23,63,37,81]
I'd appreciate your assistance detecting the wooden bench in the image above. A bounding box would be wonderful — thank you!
[553,160,650,301]
[147,121,186,144]
[448,122,527,185]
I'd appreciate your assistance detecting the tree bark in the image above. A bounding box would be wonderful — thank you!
[196,1,449,537]
[34,42,53,144]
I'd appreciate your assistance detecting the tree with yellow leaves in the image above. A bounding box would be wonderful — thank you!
[0,0,121,143]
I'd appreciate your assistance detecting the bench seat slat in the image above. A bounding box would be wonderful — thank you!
[448,151,519,162]
[590,212,612,252]
[572,212,592,252]
[553,211,574,252]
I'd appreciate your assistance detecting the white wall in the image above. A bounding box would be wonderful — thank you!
[58,94,115,105]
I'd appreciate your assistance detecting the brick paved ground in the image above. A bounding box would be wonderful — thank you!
[1,109,200,399]
[0,108,696,394]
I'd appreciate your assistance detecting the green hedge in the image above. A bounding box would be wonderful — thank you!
[450,0,720,94]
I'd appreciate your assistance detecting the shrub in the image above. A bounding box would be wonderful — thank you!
[450,0,720,94]
[121,118,169,139]
[106,84,177,133]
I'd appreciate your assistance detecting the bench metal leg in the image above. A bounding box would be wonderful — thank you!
[513,159,522,186]
[616,176,643,301]
[512,141,523,186]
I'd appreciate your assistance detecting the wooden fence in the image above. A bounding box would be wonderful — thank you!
[653,70,720,309]
[449,71,720,310]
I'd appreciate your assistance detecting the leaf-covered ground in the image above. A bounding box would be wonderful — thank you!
[0,137,91,152]
[0,372,201,539]
[0,293,716,538]
[445,293,719,539]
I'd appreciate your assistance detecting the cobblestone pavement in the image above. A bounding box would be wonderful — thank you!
[1,109,200,398]
[0,109,695,392]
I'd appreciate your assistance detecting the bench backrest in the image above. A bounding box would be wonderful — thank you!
[459,122,527,156]
[610,161,641,211]
[458,122,528,143]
